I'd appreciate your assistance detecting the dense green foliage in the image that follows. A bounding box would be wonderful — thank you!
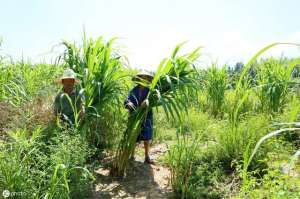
[62,35,128,148]
[0,39,300,199]
[256,58,295,113]
[0,62,61,107]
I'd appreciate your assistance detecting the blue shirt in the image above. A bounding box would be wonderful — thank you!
[124,85,153,140]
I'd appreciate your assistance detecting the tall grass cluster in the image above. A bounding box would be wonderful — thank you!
[62,35,128,148]
[163,43,300,198]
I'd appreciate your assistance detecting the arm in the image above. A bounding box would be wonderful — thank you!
[124,92,137,111]
[53,94,61,117]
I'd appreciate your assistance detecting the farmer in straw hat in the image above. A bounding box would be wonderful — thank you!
[53,68,84,127]
[124,71,154,164]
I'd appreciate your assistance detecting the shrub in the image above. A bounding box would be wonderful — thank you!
[0,127,94,199]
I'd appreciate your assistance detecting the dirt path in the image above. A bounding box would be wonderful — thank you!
[91,144,172,199]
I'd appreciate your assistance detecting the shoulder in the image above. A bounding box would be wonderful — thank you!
[55,91,64,100]
[129,86,139,95]
[54,91,64,107]
[74,88,84,96]
[131,85,139,92]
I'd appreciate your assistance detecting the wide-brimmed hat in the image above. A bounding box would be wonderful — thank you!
[132,71,154,83]
[55,68,81,84]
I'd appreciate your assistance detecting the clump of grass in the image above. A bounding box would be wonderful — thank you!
[163,113,228,199]
[205,64,227,117]
[166,130,200,199]
[214,114,271,171]
[255,58,297,113]
[62,33,128,148]
[0,62,61,107]
[229,43,300,127]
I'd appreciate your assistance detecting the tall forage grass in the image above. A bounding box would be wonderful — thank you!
[62,34,127,146]
[0,62,60,107]
[255,58,297,113]
[216,43,300,172]
[166,131,200,199]
[205,64,227,117]
[230,42,300,127]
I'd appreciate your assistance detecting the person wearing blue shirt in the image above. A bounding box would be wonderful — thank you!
[124,72,154,164]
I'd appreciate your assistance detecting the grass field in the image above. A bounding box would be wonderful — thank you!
[0,37,300,199]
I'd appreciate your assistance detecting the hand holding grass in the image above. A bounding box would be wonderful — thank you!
[141,99,149,108]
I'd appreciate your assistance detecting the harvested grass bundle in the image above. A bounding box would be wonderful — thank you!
[111,43,200,177]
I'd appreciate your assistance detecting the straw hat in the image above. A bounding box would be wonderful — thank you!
[56,68,81,84]
[132,70,154,82]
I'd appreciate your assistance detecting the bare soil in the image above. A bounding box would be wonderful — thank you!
[91,144,173,199]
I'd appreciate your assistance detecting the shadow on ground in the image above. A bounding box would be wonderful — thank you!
[91,144,172,199]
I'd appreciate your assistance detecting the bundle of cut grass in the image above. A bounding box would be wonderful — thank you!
[111,43,200,177]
